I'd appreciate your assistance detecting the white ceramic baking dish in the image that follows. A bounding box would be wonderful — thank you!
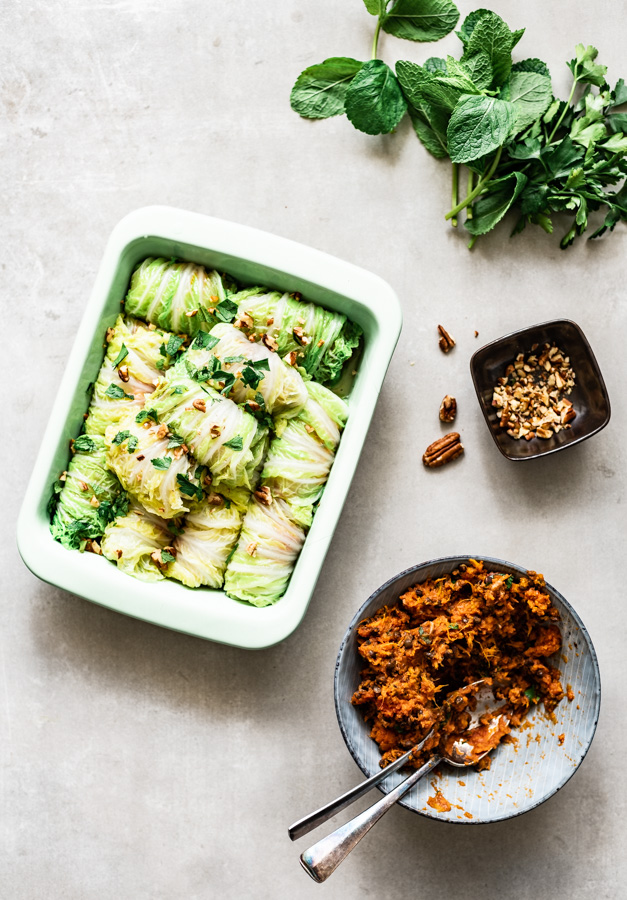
[17,206,402,648]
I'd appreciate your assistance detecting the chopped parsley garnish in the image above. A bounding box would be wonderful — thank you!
[176,473,203,500]
[505,576,514,589]
[73,435,96,452]
[213,370,236,395]
[167,431,185,449]
[47,479,64,520]
[192,332,219,351]
[161,549,176,564]
[165,334,184,357]
[448,623,459,630]
[156,358,166,370]
[173,385,185,394]
[214,298,238,323]
[112,430,132,445]
[224,355,246,364]
[105,383,134,400]
[418,626,431,645]
[136,408,158,424]
[525,685,540,703]
[112,344,128,368]
[223,435,244,451]
[97,492,130,525]
[241,358,270,390]
[192,356,220,381]
[127,435,138,452]
[151,457,172,470]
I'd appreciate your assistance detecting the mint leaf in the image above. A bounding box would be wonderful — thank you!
[362,0,386,14]
[112,344,128,368]
[512,58,550,77]
[73,435,96,452]
[456,8,489,45]
[215,299,238,323]
[447,95,515,163]
[463,10,516,87]
[501,71,553,134]
[423,57,447,74]
[105,383,134,400]
[192,332,220,351]
[462,51,492,90]
[291,57,364,119]
[223,436,244,451]
[465,171,527,235]
[382,0,460,43]
[165,335,184,356]
[408,106,448,158]
[151,457,172,470]
[345,60,407,135]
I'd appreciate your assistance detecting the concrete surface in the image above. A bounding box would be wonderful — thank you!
[4,1,626,897]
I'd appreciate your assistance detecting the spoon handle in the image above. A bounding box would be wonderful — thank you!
[300,756,440,883]
[288,731,434,841]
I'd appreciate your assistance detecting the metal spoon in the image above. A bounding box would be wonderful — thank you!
[298,683,508,883]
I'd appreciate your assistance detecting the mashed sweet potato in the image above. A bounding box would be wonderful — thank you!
[351,560,564,769]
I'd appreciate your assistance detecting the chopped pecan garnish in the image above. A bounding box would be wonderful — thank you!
[254,485,272,506]
[185,308,198,318]
[266,317,274,326]
[118,365,129,383]
[207,493,223,506]
[423,432,464,468]
[156,423,168,439]
[85,540,101,555]
[236,312,254,329]
[78,481,89,492]
[210,424,222,438]
[284,350,298,367]
[192,399,206,413]
[261,333,278,352]
[105,327,115,343]
[293,326,311,346]
[246,541,258,558]
[439,395,457,423]
[89,495,100,508]
[246,400,261,412]
[438,325,456,353]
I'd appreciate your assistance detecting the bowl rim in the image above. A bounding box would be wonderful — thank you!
[16,205,403,649]
[334,554,601,825]
[469,318,611,461]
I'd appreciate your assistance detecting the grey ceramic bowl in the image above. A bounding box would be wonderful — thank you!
[334,556,600,824]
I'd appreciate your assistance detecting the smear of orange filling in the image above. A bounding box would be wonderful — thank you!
[427,790,452,813]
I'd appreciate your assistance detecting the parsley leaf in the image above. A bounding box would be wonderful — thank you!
[127,435,138,452]
[161,549,176,564]
[151,457,172,470]
[112,430,132,445]
[214,299,238,323]
[166,335,184,356]
[112,344,128,368]
[223,436,244,451]
[73,435,97,452]
[136,408,158,424]
[105,383,134,400]
[223,355,246,364]
[167,431,185,449]
[176,473,203,500]
[505,575,514,589]
[192,332,220,351]
[525,685,540,702]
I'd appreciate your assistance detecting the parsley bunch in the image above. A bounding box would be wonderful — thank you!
[291,4,627,248]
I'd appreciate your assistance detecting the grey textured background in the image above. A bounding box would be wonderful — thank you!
[4,0,626,897]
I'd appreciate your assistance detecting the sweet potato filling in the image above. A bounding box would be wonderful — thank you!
[352,560,564,770]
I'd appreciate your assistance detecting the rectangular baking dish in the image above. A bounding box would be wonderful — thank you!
[17,206,402,648]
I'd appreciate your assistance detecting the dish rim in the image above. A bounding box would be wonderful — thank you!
[469,318,611,461]
[334,554,601,824]
[16,205,402,649]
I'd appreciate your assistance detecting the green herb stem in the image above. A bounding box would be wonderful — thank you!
[451,164,459,227]
[468,234,478,250]
[371,18,382,60]
[445,147,503,220]
[466,169,475,220]
[547,78,578,143]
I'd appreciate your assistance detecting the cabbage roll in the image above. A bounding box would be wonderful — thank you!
[124,257,234,336]
[186,324,308,417]
[223,496,306,606]
[262,382,349,527]
[85,315,177,436]
[105,417,203,519]
[149,360,269,490]
[50,434,127,550]
[167,491,246,588]
[101,501,174,582]
[233,288,362,384]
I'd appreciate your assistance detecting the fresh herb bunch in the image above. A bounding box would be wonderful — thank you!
[291,4,627,248]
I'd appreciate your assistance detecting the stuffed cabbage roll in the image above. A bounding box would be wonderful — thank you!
[101,501,174,582]
[149,360,269,490]
[233,288,362,384]
[223,495,306,606]
[262,382,349,527]
[85,315,177,436]
[105,417,203,519]
[186,324,307,417]
[50,434,127,550]
[124,257,234,336]
[167,491,246,589]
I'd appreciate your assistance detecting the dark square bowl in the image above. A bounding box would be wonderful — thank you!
[470,319,611,461]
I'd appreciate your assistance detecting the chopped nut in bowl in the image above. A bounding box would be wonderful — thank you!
[470,320,610,460]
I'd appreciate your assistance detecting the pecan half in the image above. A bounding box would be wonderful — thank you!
[254,485,272,506]
[437,325,455,353]
[439,395,457,423]
[423,432,464,468]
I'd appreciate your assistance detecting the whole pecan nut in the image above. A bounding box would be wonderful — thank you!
[439,395,457,423]
[423,432,464,468]
[437,325,455,353]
